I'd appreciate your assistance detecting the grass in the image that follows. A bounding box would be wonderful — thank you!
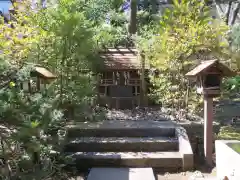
[230,143,240,153]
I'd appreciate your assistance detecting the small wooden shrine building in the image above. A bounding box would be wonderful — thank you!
[98,48,149,109]
[21,66,57,93]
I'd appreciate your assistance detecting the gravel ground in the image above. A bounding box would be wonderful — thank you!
[69,169,217,180]
[157,170,216,180]
[105,107,203,122]
[102,95,240,123]
[156,155,217,180]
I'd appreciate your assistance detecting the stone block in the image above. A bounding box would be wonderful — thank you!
[64,136,179,152]
[215,140,240,180]
[176,126,194,171]
[87,168,155,180]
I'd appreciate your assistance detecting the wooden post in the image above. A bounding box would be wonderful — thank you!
[37,77,40,91]
[28,80,31,93]
[140,51,147,107]
[204,96,213,167]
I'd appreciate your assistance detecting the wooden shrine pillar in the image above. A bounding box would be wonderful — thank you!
[204,96,213,167]
[140,51,147,107]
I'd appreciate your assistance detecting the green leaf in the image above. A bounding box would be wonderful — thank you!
[31,120,40,128]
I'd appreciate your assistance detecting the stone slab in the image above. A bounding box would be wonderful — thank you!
[67,120,177,129]
[67,120,177,138]
[65,136,179,152]
[87,168,155,180]
[176,126,194,171]
[69,151,182,169]
[71,151,182,159]
[69,136,178,143]
[215,140,240,180]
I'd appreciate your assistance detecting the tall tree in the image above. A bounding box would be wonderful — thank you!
[0,0,105,179]
[215,0,240,26]
[150,0,157,14]
[34,0,102,120]
[138,0,229,111]
[129,0,137,34]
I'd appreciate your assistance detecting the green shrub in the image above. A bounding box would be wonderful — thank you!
[217,126,240,140]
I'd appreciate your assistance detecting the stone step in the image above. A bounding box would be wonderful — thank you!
[67,120,176,138]
[64,137,179,152]
[66,151,182,169]
[67,128,176,138]
[87,168,156,180]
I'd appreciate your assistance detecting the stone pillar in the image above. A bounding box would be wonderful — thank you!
[204,96,213,167]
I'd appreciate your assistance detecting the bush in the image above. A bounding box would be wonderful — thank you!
[217,126,240,140]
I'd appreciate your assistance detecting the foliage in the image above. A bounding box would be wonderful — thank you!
[0,62,71,179]
[230,24,240,71]
[138,0,229,112]
[223,24,240,95]
[223,76,240,94]
[94,22,129,48]
[31,0,104,120]
[84,0,124,24]
[83,0,161,47]
[137,10,160,28]
[0,3,40,66]
[217,126,240,141]
[0,0,106,179]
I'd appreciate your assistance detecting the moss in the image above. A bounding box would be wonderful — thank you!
[230,143,240,153]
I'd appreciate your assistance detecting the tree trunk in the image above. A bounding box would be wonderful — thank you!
[231,2,240,25]
[143,0,149,10]
[151,0,157,14]
[129,0,137,35]
[60,38,67,105]
[226,1,233,25]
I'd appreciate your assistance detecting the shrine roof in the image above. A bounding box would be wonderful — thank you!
[99,48,149,70]
[185,59,235,77]
[34,66,57,79]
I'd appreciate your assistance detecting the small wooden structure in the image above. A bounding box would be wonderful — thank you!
[186,59,235,97]
[21,66,56,93]
[98,48,149,109]
[186,59,235,167]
